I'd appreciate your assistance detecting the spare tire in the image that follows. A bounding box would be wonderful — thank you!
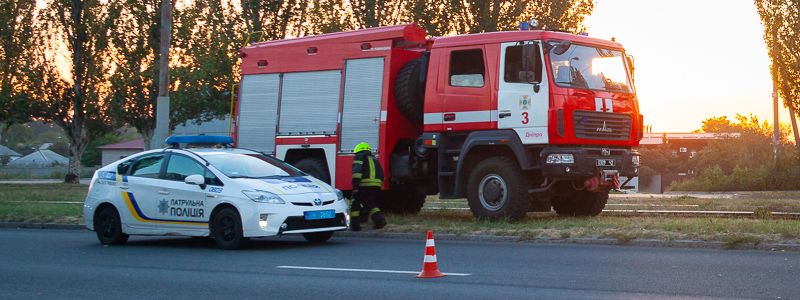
[394,58,426,122]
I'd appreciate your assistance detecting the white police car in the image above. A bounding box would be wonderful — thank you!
[83,136,349,249]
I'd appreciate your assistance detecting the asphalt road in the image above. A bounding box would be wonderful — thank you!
[0,229,798,299]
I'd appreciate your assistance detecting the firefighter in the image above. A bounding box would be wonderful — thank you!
[349,142,387,231]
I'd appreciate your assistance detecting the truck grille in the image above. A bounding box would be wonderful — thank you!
[573,110,632,141]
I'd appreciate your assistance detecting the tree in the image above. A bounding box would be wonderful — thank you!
[107,0,164,149]
[0,1,35,143]
[170,0,242,129]
[447,0,594,34]
[755,0,800,153]
[30,0,115,183]
[241,0,304,39]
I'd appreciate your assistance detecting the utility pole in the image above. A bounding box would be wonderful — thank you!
[771,29,781,166]
[151,0,172,149]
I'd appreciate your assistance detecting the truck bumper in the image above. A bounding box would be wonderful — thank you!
[540,147,639,179]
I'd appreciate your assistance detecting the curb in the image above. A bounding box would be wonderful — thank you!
[3,222,799,252]
[0,222,85,230]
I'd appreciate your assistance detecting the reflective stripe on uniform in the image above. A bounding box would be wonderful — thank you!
[350,210,361,217]
[370,207,381,214]
[353,160,363,164]
[359,178,382,187]
[352,172,363,179]
[368,157,375,179]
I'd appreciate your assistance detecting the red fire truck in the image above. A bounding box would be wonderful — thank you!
[234,23,642,220]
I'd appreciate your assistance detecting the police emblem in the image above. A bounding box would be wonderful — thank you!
[158,199,169,215]
[519,95,531,110]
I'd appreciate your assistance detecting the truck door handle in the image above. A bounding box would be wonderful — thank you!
[158,190,170,195]
[499,112,512,118]
[443,113,456,122]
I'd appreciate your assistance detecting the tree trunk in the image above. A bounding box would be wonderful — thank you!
[65,136,84,184]
[789,104,800,157]
[141,127,154,151]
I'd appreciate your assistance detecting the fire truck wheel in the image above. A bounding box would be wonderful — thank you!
[394,58,425,122]
[379,188,426,214]
[552,190,608,217]
[294,157,331,184]
[466,156,530,220]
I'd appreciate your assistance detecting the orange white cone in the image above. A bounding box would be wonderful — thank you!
[417,230,446,278]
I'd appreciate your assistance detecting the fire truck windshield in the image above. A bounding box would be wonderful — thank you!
[549,44,632,93]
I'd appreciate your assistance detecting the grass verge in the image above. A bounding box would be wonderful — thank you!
[384,211,800,245]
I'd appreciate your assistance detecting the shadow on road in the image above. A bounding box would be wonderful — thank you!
[121,235,350,251]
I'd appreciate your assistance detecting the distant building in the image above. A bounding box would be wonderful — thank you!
[639,132,740,193]
[98,139,144,167]
[97,117,231,167]
[7,144,69,168]
[0,145,21,165]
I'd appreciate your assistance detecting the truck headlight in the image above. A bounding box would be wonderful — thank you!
[546,154,574,164]
[242,190,285,204]
[335,189,344,201]
[632,155,640,167]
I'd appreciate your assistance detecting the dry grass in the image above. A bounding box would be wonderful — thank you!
[384,211,800,245]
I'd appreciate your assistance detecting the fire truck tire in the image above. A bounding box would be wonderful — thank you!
[394,58,425,122]
[379,188,426,214]
[552,190,608,217]
[466,156,531,220]
[294,157,331,184]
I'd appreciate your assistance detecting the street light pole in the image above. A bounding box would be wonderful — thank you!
[152,0,172,149]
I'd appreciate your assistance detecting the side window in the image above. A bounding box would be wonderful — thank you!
[164,154,206,182]
[204,169,223,186]
[504,43,543,83]
[449,49,485,87]
[130,154,165,178]
[117,158,135,175]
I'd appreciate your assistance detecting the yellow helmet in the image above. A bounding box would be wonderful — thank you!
[353,142,372,153]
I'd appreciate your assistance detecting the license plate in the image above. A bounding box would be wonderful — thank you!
[596,159,616,167]
[304,210,335,220]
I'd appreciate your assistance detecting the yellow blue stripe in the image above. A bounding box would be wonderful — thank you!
[122,192,207,226]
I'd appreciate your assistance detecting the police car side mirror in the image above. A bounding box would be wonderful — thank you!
[185,174,206,190]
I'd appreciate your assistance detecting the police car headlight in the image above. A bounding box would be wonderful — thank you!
[335,189,344,201]
[242,190,285,204]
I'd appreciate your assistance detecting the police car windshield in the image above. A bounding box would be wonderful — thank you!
[202,153,304,179]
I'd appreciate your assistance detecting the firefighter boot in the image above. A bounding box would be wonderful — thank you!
[349,209,362,232]
[371,209,387,230]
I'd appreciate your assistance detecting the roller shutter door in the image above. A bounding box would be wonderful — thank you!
[278,70,341,135]
[340,58,385,153]
[237,74,279,153]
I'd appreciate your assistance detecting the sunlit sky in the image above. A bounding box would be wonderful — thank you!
[585,0,788,132]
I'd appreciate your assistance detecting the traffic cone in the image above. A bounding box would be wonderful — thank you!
[417,230,446,278]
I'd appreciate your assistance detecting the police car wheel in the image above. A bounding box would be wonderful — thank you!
[94,206,129,245]
[211,207,248,250]
[303,231,334,243]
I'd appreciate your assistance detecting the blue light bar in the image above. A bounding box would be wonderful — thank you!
[165,135,234,146]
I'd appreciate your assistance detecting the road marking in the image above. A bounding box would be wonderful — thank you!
[276,265,471,276]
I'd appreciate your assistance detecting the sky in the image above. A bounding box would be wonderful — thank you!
[584,0,789,132]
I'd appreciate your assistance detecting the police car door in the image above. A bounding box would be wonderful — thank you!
[497,41,549,144]
[159,153,212,229]
[123,153,168,230]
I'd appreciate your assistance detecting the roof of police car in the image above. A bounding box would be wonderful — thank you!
[171,147,262,156]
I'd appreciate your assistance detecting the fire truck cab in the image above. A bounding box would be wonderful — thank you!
[235,23,641,220]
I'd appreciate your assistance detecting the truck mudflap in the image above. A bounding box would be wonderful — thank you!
[540,147,638,191]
